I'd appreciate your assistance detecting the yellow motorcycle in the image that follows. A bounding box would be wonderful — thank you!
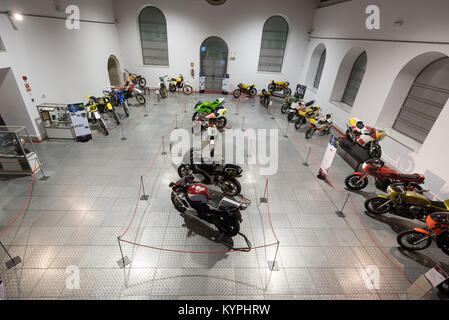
[365,183,449,221]
[289,104,321,129]
[96,93,121,125]
[83,97,109,135]
[268,80,291,96]
[168,74,193,95]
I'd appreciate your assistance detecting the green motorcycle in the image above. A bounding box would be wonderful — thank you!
[192,98,225,121]
[280,96,300,114]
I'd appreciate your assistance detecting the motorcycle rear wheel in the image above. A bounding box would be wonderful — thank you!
[364,197,393,214]
[368,142,382,158]
[218,177,241,197]
[138,78,146,88]
[183,85,193,95]
[171,192,186,213]
[216,214,240,237]
[345,174,369,191]
[397,230,431,250]
[135,94,146,105]
[281,103,289,114]
[233,89,241,99]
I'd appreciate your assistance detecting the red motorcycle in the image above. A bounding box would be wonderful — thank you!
[345,158,425,192]
[115,84,146,105]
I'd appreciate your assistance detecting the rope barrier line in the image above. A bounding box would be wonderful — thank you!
[273,107,433,298]
[118,98,280,254]
[0,159,37,239]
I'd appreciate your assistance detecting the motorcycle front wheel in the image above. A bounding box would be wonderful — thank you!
[249,88,257,96]
[281,103,289,114]
[233,89,241,99]
[171,192,186,213]
[397,230,431,251]
[112,110,120,125]
[138,78,146,88]
[218,177,241,197]
[183,85,193,95]
[177,164,190,178]
[135,94,146,105]
[160,86,168,98]
[287,112,295,122]
[99,118,109,135]
[364,197,393,214]
[345,174,369,191]
[122,102,130,117]
[295,116,305,129]
[268,83,275,92]
[283,87,292,96]
[218,117,227,129]
[305,127,316,139]
[169,83,176,92]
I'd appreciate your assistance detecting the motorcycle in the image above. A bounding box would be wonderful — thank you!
[95,93,121,125]
[192,98,225,120]
[193,107,228,131]
[259,89,271,107]
[346,117,386,158]
[168,74,193,95]
[280,96,301,114]
[178,148,242,197]
[82,97,109,135]
[106,89,130,118]
[305,114,333,139]
[290,105,321,130]
[364,183,449,222]
[169,176,247,237]
[268,80,291,96]
[233,83,257,98]
[116,84,146,105]
[397,211,449,256]
[158,75,169,98]
[124,69,146,88]
[345,158,425,192]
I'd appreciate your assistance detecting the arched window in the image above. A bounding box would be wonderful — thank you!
[392,57,449,144]
[139,6,169,66]
[313,49,326,89]
[341,51,367,107]
[258,16,288,73]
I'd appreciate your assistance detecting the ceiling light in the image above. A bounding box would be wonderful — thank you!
[13,13,23,21]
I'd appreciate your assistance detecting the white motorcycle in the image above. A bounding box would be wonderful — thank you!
[346,117,386,158]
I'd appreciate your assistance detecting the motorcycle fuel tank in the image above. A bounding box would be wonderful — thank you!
[403,191,430,207]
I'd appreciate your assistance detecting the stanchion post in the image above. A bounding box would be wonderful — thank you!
[161,136,167,155]
[242,116,246,132]
[175,114,179,129]
[0,240,22,269]
[303,147,311,167]
[265,241,281,292]
[38,159,50,181]
[284,120,290,138]
[140,176,149,201]
[260,179,268,203]
[116,237,131,268]
[335,193,350,217]
[144,102,149,117]
[120,124,127,141]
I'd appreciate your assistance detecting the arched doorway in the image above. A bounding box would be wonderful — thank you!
[200,37,228,91]
[107,55,121,86]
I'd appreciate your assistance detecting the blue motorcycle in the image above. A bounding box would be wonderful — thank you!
[105,89,130,117]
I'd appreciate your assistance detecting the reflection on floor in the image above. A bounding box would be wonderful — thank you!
[0,93,447,300]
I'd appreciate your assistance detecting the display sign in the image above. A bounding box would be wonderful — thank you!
[295,84,307,99]
[68,103,92,142]
[319,135,340,178]
[222,73,229,94]
[199,72,206,93]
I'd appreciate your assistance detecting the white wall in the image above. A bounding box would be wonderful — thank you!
[0,0,122,138]
[301,0,449,199]
[114,0,319,90]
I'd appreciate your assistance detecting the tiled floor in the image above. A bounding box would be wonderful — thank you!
[0,93,448,300]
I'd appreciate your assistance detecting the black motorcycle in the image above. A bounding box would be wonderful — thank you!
[169,178,246,237]
[177,149,242,197]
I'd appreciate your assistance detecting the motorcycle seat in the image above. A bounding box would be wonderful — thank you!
[305,100,315,107]
[397,173,423,181]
